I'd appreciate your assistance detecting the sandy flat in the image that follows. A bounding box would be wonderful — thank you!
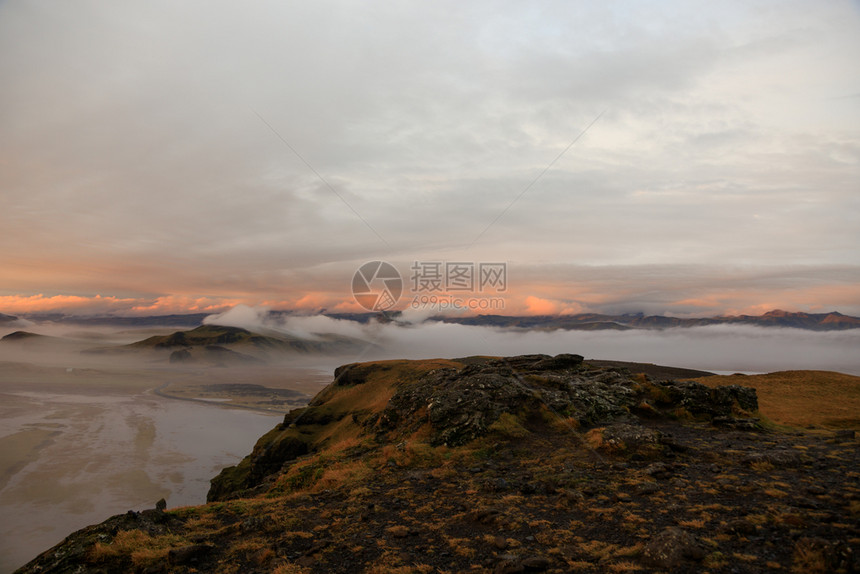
[0,426,62,491]
[0,364,323,573]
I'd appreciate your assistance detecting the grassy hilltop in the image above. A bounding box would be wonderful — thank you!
[16,355,860,574]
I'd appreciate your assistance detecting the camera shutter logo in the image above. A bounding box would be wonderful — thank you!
[352,261,403,311]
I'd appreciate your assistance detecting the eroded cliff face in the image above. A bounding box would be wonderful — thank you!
[208,354,757,501]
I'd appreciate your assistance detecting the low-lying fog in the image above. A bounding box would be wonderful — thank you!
[207,307,860,376]
[6,308,860,376]
[373,321,860,375]
[1,314,858,572]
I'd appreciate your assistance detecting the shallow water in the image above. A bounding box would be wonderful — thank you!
[0,388,281,573]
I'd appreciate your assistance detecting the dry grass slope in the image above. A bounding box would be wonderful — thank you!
[696,370,860,429]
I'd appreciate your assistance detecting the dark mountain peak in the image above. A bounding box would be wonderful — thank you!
[130,324,258,349]
[0,330,45,342]
[762,309,798,317]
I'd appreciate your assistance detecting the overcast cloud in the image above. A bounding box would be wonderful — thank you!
[1,0,859,316]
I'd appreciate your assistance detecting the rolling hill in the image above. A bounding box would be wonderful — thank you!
[84,324,371,361]
[0,331,48,343]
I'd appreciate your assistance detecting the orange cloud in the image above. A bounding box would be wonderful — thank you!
[260,293,362,312]
[0,294,138,314]
[3,272,858,319]
[330,299,366,312]
[293,292,331,309]
[559,303,586,315]
[0,293,246,316]
[0,291,368,317]
[130,296,243,314]
[523,296,560,315]
[507,282,615,309]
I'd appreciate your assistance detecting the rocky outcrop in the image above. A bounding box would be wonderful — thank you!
[366,354,755,448]
[208,354,758,501]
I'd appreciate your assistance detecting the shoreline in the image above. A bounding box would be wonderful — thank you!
[149,381,293,416]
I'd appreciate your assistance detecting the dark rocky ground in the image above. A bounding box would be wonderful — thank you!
[16,355,860,573]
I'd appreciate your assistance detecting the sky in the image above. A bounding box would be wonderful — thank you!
[1,0,859,317]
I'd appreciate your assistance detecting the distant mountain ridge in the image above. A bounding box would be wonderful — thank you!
[3,309,859,331]
[13,313,210,327]
[428,309,860,331]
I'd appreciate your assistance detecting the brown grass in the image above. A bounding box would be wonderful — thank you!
[229,538,275,565]
[695,371,860,428]
[307,359,465,449]
[585,427,623,453]
[704,551,729,568]
[607,561,642,572]
[88,530,187,568]
[792,539,830,574]
[386,525,410,538]
[313,459,371,491]
[733,552,759,562]
[750,460,775,472]
[488,412,531,438]
[444,536,476,558]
